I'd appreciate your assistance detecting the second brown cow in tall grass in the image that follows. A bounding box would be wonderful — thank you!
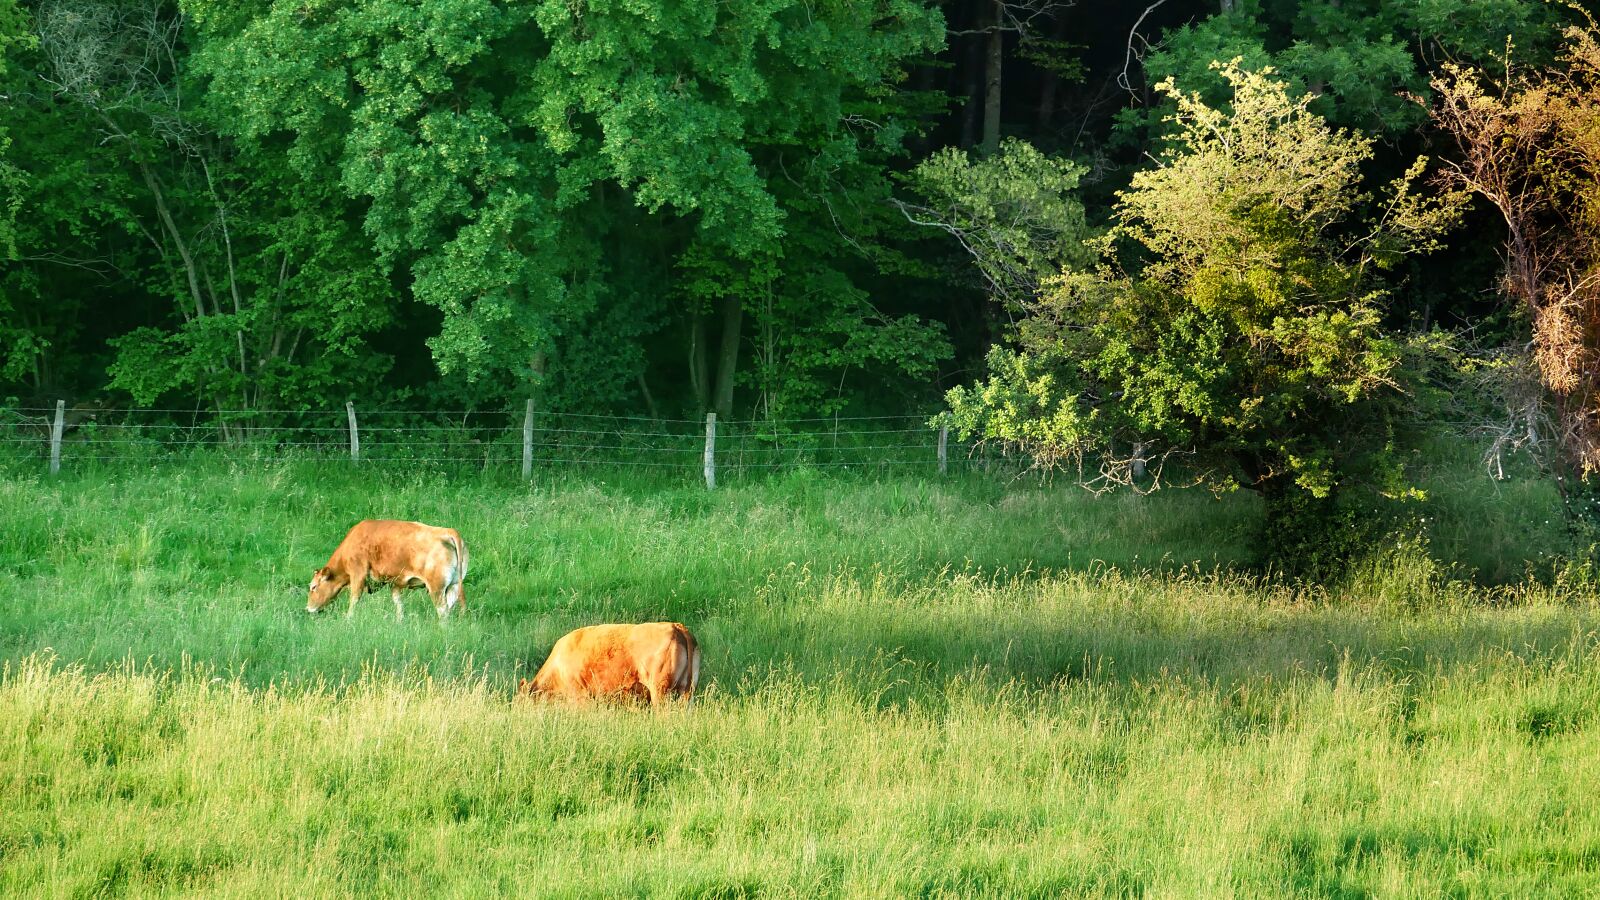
[519,623,700,706]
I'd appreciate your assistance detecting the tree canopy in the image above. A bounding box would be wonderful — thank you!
[945,63,1463,501]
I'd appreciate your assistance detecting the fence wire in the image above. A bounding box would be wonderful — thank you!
[0,407,1008,477]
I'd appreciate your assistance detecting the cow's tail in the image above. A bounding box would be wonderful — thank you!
[443,531,467,614]
[454,532,469,584]
[677,624,700,706]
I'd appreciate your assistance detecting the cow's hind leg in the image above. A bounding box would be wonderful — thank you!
[428,578,449,620]
[646,650,686,710]
[391,583,405,621]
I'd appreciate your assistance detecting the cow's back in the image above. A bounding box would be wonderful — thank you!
[548,625,642,697]
[334,520,446,575]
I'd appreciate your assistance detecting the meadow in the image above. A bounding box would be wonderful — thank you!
[1,448,1596,897]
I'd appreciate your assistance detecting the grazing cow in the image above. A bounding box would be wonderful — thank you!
[307,519,468,619]
[519,623,700,706]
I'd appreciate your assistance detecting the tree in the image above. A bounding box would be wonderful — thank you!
[23,0,396,412]
[945,62,1463,564]
[184,0,948,416]
[1432,20,1600,501]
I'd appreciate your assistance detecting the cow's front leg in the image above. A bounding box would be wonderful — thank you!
[345,569,368,617]
[391,584,405,621]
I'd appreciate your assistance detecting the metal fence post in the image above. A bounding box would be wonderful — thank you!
[49,400,64,475]
[522,398,535,480]
[703,412,716,490]
[938,424,948,476]
[346,401,360,463]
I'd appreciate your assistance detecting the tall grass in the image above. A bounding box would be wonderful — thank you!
[0,450,1594,895]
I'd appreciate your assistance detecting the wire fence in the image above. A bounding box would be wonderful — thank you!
[0,404,1008,482]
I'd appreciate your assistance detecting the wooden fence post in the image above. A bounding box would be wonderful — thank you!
[703,412,716,490]
[522,398,535,480]
[346,401,360,463]
[938,424,948,476]
[49,400,64,475]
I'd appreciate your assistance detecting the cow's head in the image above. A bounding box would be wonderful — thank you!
[516,678,542,700]
[306,567,347,613]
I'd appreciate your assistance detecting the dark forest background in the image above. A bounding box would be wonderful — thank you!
[0,0,1567,419]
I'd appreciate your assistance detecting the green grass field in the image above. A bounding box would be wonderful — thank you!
[1,450,1596,896]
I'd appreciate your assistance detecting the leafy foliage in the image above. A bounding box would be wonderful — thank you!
[1128,0,1561,142]
[900,138,1093,308]
[0,0,36,381]
[948,63,1464,513]
[9,0,401,409]
[181,0,947,412]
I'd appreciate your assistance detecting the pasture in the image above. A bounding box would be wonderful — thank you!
[1,451,1596,896]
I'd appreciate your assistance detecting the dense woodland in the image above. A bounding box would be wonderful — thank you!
[3,0,1600,558]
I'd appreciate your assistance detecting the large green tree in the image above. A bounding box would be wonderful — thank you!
[182,0,950,416]
[946,62,1462,561]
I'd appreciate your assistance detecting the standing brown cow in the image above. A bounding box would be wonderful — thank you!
[307,520,468,619]
[519,623,700,706]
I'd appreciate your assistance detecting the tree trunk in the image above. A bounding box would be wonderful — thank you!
[638,372,661,421]
[689,315,710,413]
[137,160,205,321]
[959,20,985,149]
[263,251,290,367]
[91,110,206,324]
[28,310,44,391]
[203,158,249,390]
[527,350,549,424]
[712,294,742,420]
[1037,69,1059,133]
[982,0,1004,156]
[1036,14,1068,133]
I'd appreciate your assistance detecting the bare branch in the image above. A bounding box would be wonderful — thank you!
[1118,0,1175,95]
[949,0,1072,37]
